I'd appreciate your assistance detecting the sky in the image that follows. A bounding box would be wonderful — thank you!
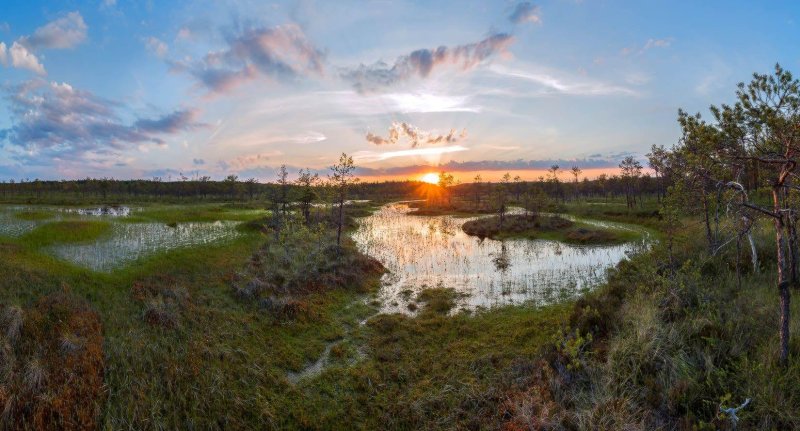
[0,0,799,183]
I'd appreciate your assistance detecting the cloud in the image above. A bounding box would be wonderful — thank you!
[366,122,467,148]
[21,11,87,50]
[1,79,203,159]
[144,36,168,58]
[490,64,637,96]
[354,145,468,162]
[341,32,514,92]
[182,23,325,93]
[621,37,673,56]
[643,38,671,50]
[8,42,46,75]
[134,109,203,134]
[0,12,88,76]
[223,150,284,171]
[509,2,541,24]
[176,27,193,41]
[193,158,205,165]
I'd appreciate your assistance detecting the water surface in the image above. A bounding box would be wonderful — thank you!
[352,203,649,314]
[0,205,243,271]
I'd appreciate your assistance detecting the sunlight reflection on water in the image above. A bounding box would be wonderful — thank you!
[352,203,650,314]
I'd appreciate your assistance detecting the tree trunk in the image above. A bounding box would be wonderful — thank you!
[773,187,790,365]
[702,195,714,253]
[336,199,344,247]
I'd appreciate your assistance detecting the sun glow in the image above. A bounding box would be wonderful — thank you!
[420,172,440,185]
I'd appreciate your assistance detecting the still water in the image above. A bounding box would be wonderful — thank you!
[352,203,650,314]
[0,205,242,271]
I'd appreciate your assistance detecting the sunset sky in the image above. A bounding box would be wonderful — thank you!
[1,1,799,182]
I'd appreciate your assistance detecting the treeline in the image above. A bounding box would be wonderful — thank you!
[0,164,663,204]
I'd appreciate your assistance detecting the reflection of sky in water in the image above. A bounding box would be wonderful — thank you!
[353,203,650,314]
[0,205,135,238]
[0,206,242,272]
[48,221,242,272]
[0,207,40,237]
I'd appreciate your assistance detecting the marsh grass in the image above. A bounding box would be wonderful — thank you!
[502,222,800,429]
[14,210,54,221]
[20,220,113,247]
[0,291,105,430]
[462,213,641,245]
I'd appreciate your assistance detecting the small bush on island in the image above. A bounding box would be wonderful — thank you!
[232,214,384,321]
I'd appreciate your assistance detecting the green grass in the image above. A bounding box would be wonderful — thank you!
[11,198,796,429]
[123,204,267,224]
[462,213,642,245]
[14,210,55,221]
[0,201,574,429]
[19,220,113,247]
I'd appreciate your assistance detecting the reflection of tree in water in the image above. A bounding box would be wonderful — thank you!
[491,242,511,272]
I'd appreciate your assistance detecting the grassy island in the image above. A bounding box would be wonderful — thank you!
[461,213,640,244]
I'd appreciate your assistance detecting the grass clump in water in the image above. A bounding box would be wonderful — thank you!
[21,220,112,247]
[416,287,466,315]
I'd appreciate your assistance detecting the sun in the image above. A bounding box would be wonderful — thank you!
[420,172,440,185]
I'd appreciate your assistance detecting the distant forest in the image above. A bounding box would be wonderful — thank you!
[0,162,665,205]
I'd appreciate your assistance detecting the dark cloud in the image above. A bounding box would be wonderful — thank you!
[341,32,514,92]
[0,79,203,159]
[509,2,541,25]
[366,122,466,148]
[183,23,325,93]
[134,109,202,134]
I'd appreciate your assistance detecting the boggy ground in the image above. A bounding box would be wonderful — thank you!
[4,199,792,430]
[0,202,571,429]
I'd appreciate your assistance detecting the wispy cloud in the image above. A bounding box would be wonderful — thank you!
[490,64,638,96]
[20,12,87,50]
[509,2,541,24]
[144,36,168,58]
[366,122,467,147]
[177,23,325,93]
[341,32,514,93]
[620,37,673,56]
